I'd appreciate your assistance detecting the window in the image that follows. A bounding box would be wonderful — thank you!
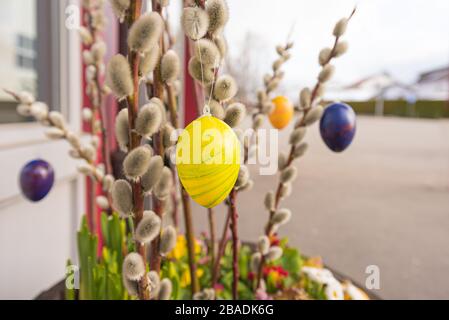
[16,34,37,71]
[0,0,37,124]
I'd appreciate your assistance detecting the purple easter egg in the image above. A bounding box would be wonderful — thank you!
[319,103,356,152]
[19,159,54,202]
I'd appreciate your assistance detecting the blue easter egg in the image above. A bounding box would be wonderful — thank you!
[319,103,356,152]
[19,159,55,202]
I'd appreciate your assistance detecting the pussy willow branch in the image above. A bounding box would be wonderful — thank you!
[124,0,150,300]
[208,207,216,276]
[212,206,231,286]
[244,41,293,161]
[229,189,239,299]
[5,89,103,183]
[84,5,112,178]
[255,8,357,291]
[147,0,166,275]
[84,3,112,224]
[159,14,181,231]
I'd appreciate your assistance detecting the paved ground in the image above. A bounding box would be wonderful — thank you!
[187,116,449,299]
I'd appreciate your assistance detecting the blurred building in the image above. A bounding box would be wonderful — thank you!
[413,66,449,100]
[328,67,449,103]
[326,72,397,102]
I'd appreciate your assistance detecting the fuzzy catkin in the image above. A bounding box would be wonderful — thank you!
[238,180,253,192]
[333,18,348,37]
[160,50,180,83]
[81,145,96,162]
[276,45,285,56]
[253,114,264,129]
[159,226,177,255]
[289,127,306,145]
[106,54,133,100]
[91,41,106,62]
[135,211,161,243]
[123,146,153,179]
[278,152,287,171]
[18,91,35,104]
[272,59,283,72]
[334,41,348,57]
[250,252,262,272]
[67,132,80,148]
[162,124,175,148]
[194,288,215,300]
[257,90,267,103]
[77,164,93,176]
[103,174,115,192]
[181,7,210,40]
[271,208,291,225]
[304,105,324,126]
[147,271,160,293]
[318,47,332,66]
[128,12,164,54]
[96,196,109,210]
[279,182,292,199]
[318,64,335,83]
[214,35,227,58]
[264,191,275,212]
[299,88,311,109]
[111,179,133,215]
[258,236,270,255]
[123,252,145,281]
[266,246,283,261]
[188,57,215,84]
[213,75,237,102]
[139,44,160,76]
[79,27,93,45]
[82,107,93,122]
[122,272,139,296]
[266,77,280,92]
[115,108,129,151]
[206,0,229,35]
[141,155,164,193]
[280,166,297,184]
[293,143,308,158]
[45,128,65,139]
[153,167,173,200]
[224,103,245,128]
[135,102,162,138]
[208,100,225,119]
[150,97,167,123]
[158,278,172,300]
[48,111,65,129]
[110,0,130,21]
[235,165,249,188]
[68,148,80,159]
[261,101,274,114]
[194,39,220,66]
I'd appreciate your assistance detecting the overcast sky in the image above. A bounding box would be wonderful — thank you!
[171,0,449,89]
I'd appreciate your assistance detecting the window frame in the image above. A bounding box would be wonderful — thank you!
[0,0,81,149]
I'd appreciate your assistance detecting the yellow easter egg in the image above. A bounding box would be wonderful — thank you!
[176,115,241,208]
[269,96,294,129]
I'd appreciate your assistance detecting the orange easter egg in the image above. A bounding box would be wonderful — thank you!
[268,96,294,129]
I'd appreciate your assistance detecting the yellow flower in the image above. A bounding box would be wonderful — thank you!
[270,270,281,283]
[167,234,203,260]
[180,267,204,288]
[168,235,187,260]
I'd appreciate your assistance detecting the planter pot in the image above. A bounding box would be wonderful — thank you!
[34,267,381,300]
